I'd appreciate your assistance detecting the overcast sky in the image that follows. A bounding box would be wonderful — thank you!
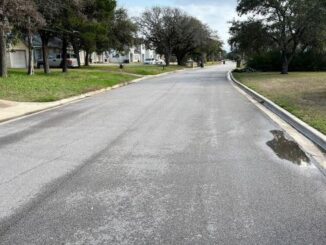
[118,0,238,51]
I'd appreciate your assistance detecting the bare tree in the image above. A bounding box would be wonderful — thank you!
[173,16,211,65]
[139,7,219,66]
[138,7,181,66]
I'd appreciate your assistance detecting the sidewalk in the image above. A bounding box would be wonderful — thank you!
[0,99,79,123]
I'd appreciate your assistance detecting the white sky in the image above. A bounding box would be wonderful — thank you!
[117,0,239,51]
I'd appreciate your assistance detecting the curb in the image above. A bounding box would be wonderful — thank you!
[0,68,189,124]
[228,71,326,151]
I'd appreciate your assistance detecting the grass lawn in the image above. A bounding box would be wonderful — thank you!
[233,72,326,135]
[206,61,221,66]
[84,64,184,75]
[0,69,136,102]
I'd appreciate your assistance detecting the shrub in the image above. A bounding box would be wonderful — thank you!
[246,50,326,72]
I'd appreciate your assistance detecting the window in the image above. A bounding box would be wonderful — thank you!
[67,54,77,59]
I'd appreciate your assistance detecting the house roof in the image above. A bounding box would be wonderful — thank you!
[32,36,62,49]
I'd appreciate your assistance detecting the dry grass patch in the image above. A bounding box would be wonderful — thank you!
[233,72,326,135]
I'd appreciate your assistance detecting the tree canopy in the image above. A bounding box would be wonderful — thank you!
[230,0,326,74]
[0,0,142,76]
[139,7,222,66]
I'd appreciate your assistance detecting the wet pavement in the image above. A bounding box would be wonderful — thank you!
[0,64,325,244]
[267,130,311,165]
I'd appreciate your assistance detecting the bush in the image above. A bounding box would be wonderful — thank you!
[233,67,256,73]
[246,50,326,72]
[247,51,280,71]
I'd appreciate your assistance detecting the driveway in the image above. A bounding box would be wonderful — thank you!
[0,64,325,244]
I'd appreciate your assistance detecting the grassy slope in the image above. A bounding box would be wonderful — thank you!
[0,69,136,102]
[233,72,326,134]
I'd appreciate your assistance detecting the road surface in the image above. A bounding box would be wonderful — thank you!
[0,64,325,244]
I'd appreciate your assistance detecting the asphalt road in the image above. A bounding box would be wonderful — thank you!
[0,64,325,244]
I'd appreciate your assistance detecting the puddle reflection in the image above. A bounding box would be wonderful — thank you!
[267,130,310,165]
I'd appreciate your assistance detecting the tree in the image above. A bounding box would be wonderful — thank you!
[14,1,44,75]
[229,19,273,68]
[80,22,104,66]
[108,8,137,52]
[202,36,223,62]
[139,7,181,66]
[0,0,41,77]
[173,14,215,65]
[34,0,65,74]
[74,0,116,66]
[173,16,211,65]
[57,0,83,73]
[229,19,272,57]
[235,0,326,74]
[139,7,216,66]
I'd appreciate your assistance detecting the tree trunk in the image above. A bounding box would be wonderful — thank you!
[164,52,170,66]
[72,41,81,67]
[0,26,7,78]
[62,36,68,73]
[85,51,89,66]
[27,32,34,75]
[281,52,289,74]
[40,32,50,74]
[201,53,206,66]
[236,59,241,68]
[176,53,186,66]
[27,17,34,76]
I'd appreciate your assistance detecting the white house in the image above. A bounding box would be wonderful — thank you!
[107,44,161,64]
[79,44,160,65]
[6,36,161,68]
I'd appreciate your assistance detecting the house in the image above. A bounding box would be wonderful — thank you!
[108,44,161,64]
[7,36,161,68]
[33,37,63,62]
[7,36,69,69]
[7,40,29,68]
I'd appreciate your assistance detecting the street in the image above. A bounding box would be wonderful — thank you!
[0,64,325,244]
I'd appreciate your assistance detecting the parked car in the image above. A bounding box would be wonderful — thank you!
[37,54,79,68]
[122,59,130,64]
[144,58,156,65]
[155,59,166,65]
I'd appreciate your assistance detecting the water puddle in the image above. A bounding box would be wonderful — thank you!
[267,130,310,165]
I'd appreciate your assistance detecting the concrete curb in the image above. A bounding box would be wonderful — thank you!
[0,68,190,124]
[228,71,326,151]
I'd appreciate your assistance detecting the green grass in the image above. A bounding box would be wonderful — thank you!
[83,64,184,75]
[233,72,326,135]
[206,61,221,66]
[0,69,136,102]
